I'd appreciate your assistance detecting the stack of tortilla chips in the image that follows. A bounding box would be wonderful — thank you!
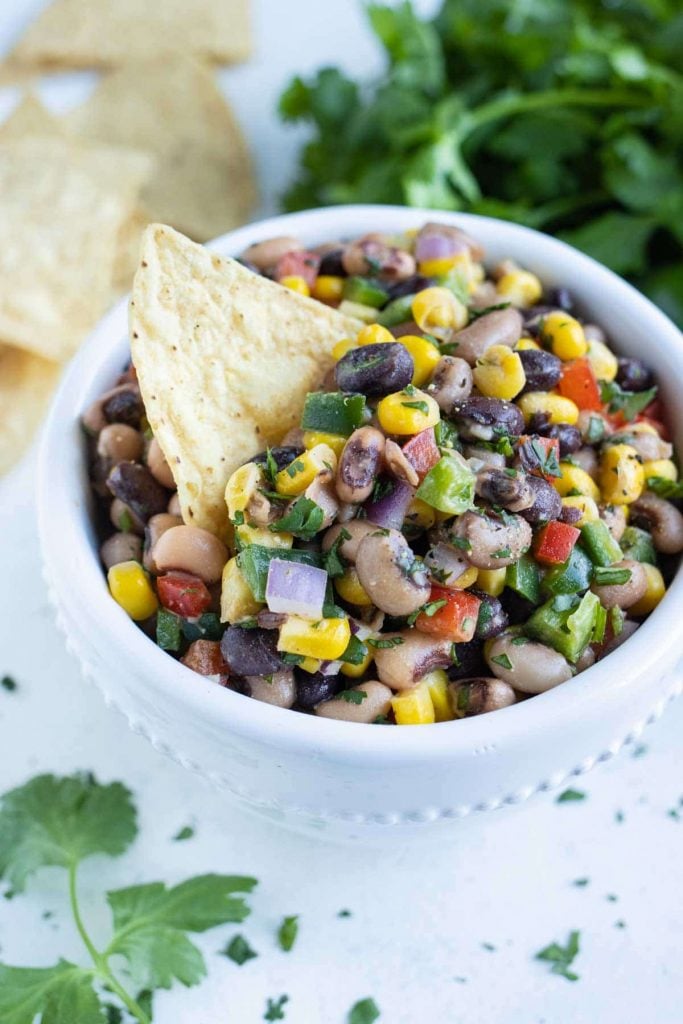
[0,0,256,475]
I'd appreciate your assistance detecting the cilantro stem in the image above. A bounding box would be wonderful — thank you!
[464,87,649,135]
[68,860,151,1024]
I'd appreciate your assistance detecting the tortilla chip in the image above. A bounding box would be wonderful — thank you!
[130,225,363,538]
[0,344,61,476]
[0,94,62,139]
[68,54,256,242]
[6,0,251,71]
[0,135,152,361]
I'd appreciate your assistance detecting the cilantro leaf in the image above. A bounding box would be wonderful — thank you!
[1,674,17,692]
[277,915,299,952]
[0,961,104,1024]
[556,789,586,803]
[349,997,381,1024]
[645,476,683,500]
[106,874,257,990]
[264,994,289,1021]
[338,690,367,705]
[323,527,350,579]
[0,774,137,893]
[600,380,658,421]
[269,497,324,540]
[221,934,257,966]
[535,930,581,981]
[172,825,194,842]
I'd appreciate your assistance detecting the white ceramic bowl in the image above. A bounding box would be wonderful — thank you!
[38,205,683,841]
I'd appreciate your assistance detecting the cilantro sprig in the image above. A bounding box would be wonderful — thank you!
[535,930,581,981]
[0,773,256,1024]
[600,380,658,421]
[269,496,324,540]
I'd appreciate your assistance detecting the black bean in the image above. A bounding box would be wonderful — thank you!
[519,475,562,525]
[220,626,284,676]
[616,357,654,393]
[107,461,168,521]
[318,249,347,276]
[448,639,487,680]
[522,305,556,333]
[519,348,562,392]
[335,342,413,397]
[295,671,342,710]
[475,468,532,511]
[548,287,574,312]
[473,593,509,640]
[452,397,524,439]
[499,589,536,626]
[251,445,304,472]
[527,412,551,435]
[385,273,433,301]
[103,389,144,427]
[547,423,582,456]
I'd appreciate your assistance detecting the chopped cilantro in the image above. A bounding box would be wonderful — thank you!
[269,496,324,540]
[337,908,352,918]
[407,599,447,626]
[490,653,512,670]
[285,459,305,479]
[492,546,512,559]
[339,689,367,705]
[468,302,511,322]
[535,930,581,981]
[172,825,194,842]
[401,400,430,414]
[572,878,590,887]
[340,635,369,666]
[367,636,404,649]
[1,675,17,692]
[585,415,606,445]
[370,478,395,503]
[278,915,299,952]
[324,527,351,578]
[600,380,657,421]
[156,608,182,652]
[511,635,529,646]
[232,509,245,526]
[557,788,586,803]
[118,509,133,533]
[264,994,289,1021]
[645,476,683,500]
[264,448,279,485]
[451,536,472,551]
[348,997,381,1024]
[222,934,258,965]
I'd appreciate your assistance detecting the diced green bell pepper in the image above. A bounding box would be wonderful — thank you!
[415,453,475,515]
[156,608,182,651]
[620,526,657,565]
[580,520,623,566]
[337,299,379,323]
[526,591,601,663]
[301,391,367,437]
[505,553,541,605]
[343,276,388,308]
[377,294,415,326]
[541,545,593,598]
[237,545,323,602]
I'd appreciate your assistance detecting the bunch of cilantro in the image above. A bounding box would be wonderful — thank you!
[279,0,683,324]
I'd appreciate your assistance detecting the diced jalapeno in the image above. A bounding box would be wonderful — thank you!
[416,454,475,515]
[505,553,541,605]
[300,391,367,437]
[526,591,601,663]
[580,520,623,566]
[343,276,389,308]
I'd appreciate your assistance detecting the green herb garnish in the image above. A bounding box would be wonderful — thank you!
[600,380,658,421]
[1,675,17,692]
[277,915,299,952]
[645,476,683,500]
[222,934,258,966]
[172,824,194,842]
[490,653,512,670]
[401,400,430,415]
[269,496,324,540]
[156,608,182,652]
[535,930,581,981]
[593,566,632,586]
[349,997,381,1024]
[556,788,586,803]
[407,599,447,625]
[339,689,367,705]
[367,636,404,649]
[264,994,289,1020]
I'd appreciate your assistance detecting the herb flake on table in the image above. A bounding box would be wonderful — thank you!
[172,824,195,841]
[278,915,299,952]
[1,674,17,692]
[535,930,581,981]
[556,788,586,803]
[222,934,258,966]
[349,997,381,1024]
[264,994,289,1021]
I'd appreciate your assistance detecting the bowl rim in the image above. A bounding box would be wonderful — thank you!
[37,203,683,764]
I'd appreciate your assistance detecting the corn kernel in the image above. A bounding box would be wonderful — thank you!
[404,498,436,531]
[423,669,454,722]
[553,462,601,501]
[418,250,471,277]
[377,387,440,435]
[540,311,587,361]
[302,430,347,458]
[496,270,543,307]
[629,564,666,617]
[280,274,310,297]
[299,657,322,674]
[400,334,442,386]
[392,681,435,725]
[477,568,507,597]
[334,567,373,606]
[225,462,263,518]
[643,458,677,482]
[332,338,356,361]
[412,287,468,337]
[599,443,645,505]
[340,647,374,679]
[561,494,600,526]
[451,566,479,590]
[473,344,526,401]
[108,561,158,621]
[277,616,351,661]
[517,392,579,426]
[275,444,337,496]
[235,523,293,549]
[515,337,541,351]
[586,338,618,381]
[357,323,394,346]
[220,557,262,623]
[311,275,344,303]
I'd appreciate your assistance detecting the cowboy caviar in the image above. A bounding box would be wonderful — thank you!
[84,222,683,725]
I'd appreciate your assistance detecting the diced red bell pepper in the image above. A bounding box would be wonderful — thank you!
[517,434,561,480]
[274,250,321,286]
[557,358,602,411]
[415,585,481,642]
[156,571,212,618]
[402,428,441,480]
[533,521,581,566]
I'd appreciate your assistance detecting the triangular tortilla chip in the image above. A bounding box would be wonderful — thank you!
[68,54,256,242]
[0,94,63,139]
[0,136,152,361]
[130,225,363,538]
[0,343,61,476]
[6,0,251,71]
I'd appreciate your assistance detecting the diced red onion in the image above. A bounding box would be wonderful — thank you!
[424,542,471,587]
[319,660,342,676]
[265,559,327,619]
[364,480,415,530]
[415,231,468,264]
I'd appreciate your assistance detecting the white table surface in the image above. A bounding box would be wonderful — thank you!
[0,3,682,1022]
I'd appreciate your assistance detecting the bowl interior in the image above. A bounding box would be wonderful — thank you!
[38,204,683,762]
